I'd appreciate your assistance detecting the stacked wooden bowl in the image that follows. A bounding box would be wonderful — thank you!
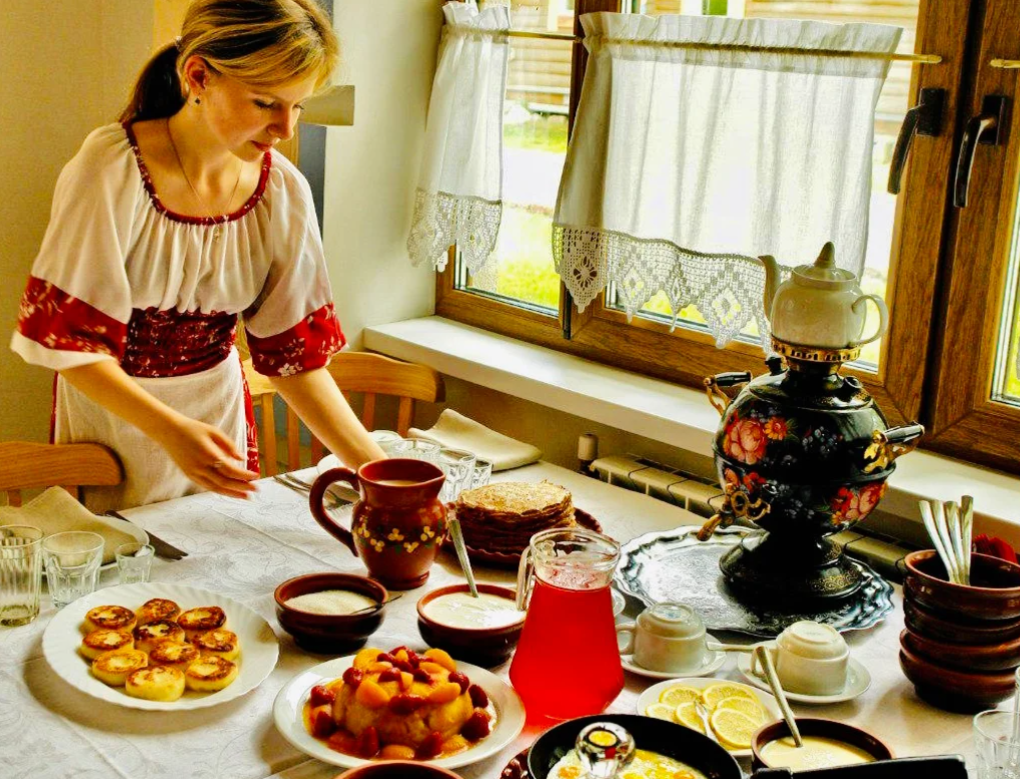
[899,549,1020,711]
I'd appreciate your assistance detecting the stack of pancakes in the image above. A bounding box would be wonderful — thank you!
[454,480,575,554]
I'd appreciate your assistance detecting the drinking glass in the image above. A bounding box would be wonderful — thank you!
[470,458,493,490]
[0,525,44,627]
[437,448,476,503]
[974,709,1020,779]
[42,531,104,609]
[369,429,402,446]
[381,438,441,464]
[116,542,154,585]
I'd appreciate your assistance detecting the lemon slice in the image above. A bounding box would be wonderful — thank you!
[710,708,759,750]
[700,682,756,710]
[658,684,702,707]
[715,695,765,723]
[673,702,706,734]
[644,702,678,722]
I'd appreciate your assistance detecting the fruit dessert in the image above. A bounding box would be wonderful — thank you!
[305,645,495,761]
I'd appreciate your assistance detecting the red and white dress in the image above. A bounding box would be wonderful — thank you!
[11,123,345,512]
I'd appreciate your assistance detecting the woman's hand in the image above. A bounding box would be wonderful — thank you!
[158,417,260,499]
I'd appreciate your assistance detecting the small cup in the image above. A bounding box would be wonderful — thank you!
[382,438,440,464]
[974,709,1020,779]
[616,602,707,673]
[437,448,476,503]
[753,620,849,696]
[470,458,494,490]
[369,429,402,445]
[42,531,104,609]
[116,542,154,585]
[0,525,44,627]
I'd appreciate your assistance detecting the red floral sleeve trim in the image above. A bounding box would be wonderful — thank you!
[17,276,126,358]
[246,303,346,377]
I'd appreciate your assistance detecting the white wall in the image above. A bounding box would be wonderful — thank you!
[323,1,443,349]
[0,0,153,442]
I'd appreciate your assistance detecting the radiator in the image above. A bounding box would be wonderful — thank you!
[589,453,914,582]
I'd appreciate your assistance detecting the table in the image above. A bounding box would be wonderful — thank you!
[0,462,978,778]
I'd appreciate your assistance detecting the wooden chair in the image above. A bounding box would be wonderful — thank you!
[0,442,124,507]
[242,352,445,476]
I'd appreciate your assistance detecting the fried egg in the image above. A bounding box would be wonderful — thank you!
[549,748,706,779]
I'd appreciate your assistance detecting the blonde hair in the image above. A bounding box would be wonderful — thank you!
[121,0,339,123]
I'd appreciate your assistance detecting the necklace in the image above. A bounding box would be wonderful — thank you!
[166,118,243,240]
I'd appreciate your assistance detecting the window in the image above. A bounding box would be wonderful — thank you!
[437,0,1020,475]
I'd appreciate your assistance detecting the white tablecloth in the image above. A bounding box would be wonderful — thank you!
[0,462,977,778]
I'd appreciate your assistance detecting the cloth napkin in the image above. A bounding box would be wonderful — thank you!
[409,409,542,471]
[0,487,137,564]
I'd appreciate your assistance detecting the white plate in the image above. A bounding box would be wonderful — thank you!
[621,649,726,680]
[42,582,279,711]
[635,677,781,758]
[273,656,526,770]
[736,642,872,704]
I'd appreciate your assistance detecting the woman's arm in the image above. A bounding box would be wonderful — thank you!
[59,360,259,498]
[268,367,386,468]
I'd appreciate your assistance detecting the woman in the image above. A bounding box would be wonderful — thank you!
[11,0,384,512]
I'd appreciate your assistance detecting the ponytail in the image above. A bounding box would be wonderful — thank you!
[119,43,187,124]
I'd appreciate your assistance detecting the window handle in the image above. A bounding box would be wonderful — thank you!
[954,95,1008,207]
[887,88,945,195]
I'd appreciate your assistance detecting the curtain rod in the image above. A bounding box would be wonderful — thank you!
[507,29,942,64]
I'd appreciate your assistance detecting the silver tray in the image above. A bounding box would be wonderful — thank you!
[615,526,894,638]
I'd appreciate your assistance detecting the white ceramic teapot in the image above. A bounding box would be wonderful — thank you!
[759,242,888,350]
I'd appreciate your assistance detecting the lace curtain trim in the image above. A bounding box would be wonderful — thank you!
[552,223,792,349]
[408,189,502,272]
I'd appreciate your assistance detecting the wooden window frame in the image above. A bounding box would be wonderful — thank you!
[436,0,1020,473]
[925,0,1020,473]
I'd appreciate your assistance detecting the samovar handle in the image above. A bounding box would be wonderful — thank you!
[703,371,752,416]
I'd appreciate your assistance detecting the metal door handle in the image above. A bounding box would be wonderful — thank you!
[887,88,945,195]
[954,95,1008,207]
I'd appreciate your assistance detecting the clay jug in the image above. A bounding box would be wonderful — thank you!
[309,458,446,590]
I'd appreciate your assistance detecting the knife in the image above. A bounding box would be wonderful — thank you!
[105,510,188,560]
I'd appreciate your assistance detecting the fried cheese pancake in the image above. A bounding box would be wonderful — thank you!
[80,629,134,661]
[91,649,148,686]
[194,628,239,661]
[177,606,226,641]
[133,618,186,653]
[136,598,181,625]
[125,665,186,702]
[184,656,238,692]
[84,605,137,633]
[148,640,200,671]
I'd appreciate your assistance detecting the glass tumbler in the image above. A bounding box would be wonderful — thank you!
[974,709,1020,779]
[470,458,494,490]
[43,531,104,609]
[381,438,441,464]
[438,448,476,503]
[0,525,44,627]
[116,542,155,585]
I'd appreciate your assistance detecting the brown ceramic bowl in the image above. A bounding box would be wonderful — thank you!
[899,640,1016,712]
[333,761,462,779]
[903,550,1020,621]
[275,573,388,654]
[752,718,893,772]
[417,583,525,667]
[903,596,1020,645]
[901,626,1020,672]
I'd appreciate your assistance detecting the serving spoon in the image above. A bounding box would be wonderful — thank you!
[754,644,803,748]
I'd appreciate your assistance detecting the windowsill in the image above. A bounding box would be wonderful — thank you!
[364,316,1020,546]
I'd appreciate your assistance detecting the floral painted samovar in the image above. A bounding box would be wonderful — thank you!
[698,243,923,606]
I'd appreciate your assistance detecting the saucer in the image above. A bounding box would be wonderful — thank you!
[620,648,726,679]
[736,642,871,704]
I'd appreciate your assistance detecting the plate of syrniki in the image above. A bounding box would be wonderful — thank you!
[42,583,279,710]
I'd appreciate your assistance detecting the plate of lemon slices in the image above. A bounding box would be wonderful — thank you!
[635,678,781,757]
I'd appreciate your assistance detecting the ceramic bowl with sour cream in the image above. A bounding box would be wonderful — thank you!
[417,583,525,667]
[275,573,388,654]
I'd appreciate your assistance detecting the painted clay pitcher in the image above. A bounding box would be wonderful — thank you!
[759,242,888,350]
[309,458,446,590]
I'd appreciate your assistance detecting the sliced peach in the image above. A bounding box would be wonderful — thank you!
[427,681,462,705]
[424,648,457,672]
[394,648,409,663]
[441,734,469,755]
[368,661,394,674]
[354,678,390,708]
[380,744,416,760]
[419,661,446,677]
[353,647,383,670]
[400,671,414,690]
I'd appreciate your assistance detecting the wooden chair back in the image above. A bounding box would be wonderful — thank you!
[242,352,445,476]
[0,442,124,507]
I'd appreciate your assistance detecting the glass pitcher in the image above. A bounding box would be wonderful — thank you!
[509,528,624,720]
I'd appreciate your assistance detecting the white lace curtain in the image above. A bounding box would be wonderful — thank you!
[553,13,901,347]
[407,2,510,272]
